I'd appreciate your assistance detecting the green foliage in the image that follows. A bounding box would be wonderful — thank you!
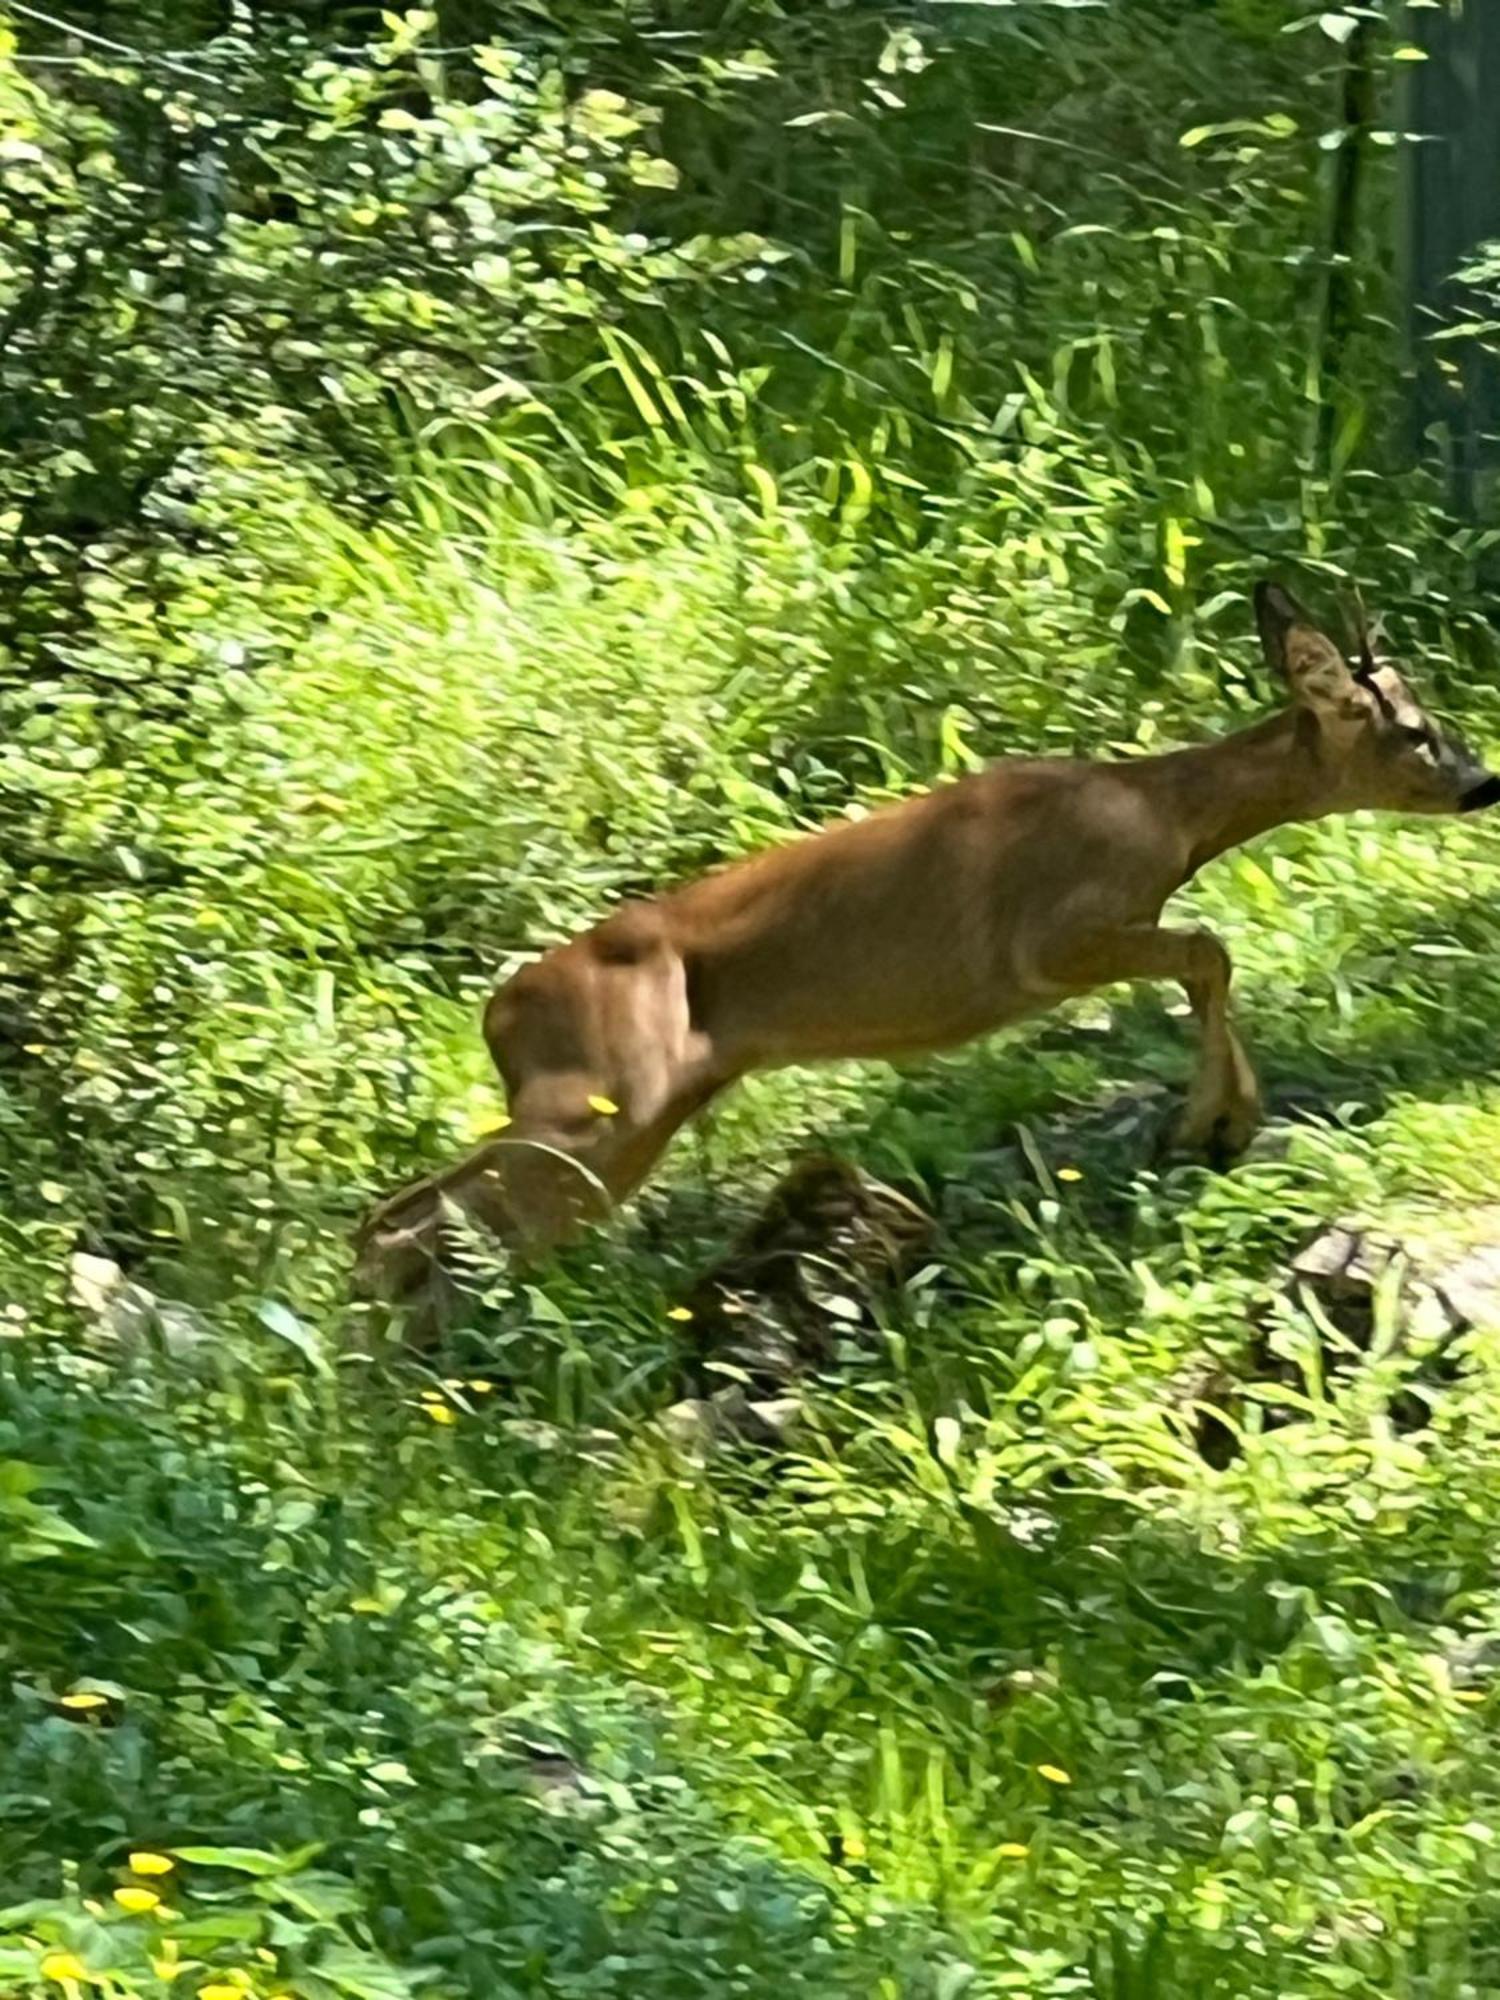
[4,3,1500,1998]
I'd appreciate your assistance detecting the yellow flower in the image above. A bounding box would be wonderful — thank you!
[40,1953,90,1983]
[1056,1166,1084,1183]
[666,1306,693,1323]
[587,1094,619,1116]
[58,1691,109,1711]
[421,1401,456,1426]
[129,1851,175,1876]
[996,1841,1030,1859]
[465,1379,495,1394]
[114,1886,161,1914]
[1037,1763,1072,1785]
[199,1983,248,2000]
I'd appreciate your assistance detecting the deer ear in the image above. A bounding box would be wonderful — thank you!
[1253,580,1364,724]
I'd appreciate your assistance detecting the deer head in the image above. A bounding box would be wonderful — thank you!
[1254,581,1500,816]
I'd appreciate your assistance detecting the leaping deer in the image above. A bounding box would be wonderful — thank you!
[354,581,1500,1311]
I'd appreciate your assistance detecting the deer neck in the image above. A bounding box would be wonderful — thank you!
[1142,707,1333,877]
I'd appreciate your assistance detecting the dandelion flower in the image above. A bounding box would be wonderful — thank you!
[996,1842,1029,1859]
[1037,1763,1072,1785]
[422,1402,457,1426]
[200,1982,248,2000]
[666,1306,693,1323]
[1056,1166,1084,1183]
[114,1887,161,1914]
[58,1691,109,1712]
[587,1094,619,1116]
[41,1952,90,1983]
[129,1852,175,1877]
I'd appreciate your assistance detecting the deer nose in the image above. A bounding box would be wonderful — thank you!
[1460,773,1500,813]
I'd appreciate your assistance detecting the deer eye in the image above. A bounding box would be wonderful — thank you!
[1400,724,1436,757]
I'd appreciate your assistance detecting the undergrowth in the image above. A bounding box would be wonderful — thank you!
[5,3,1500,1996]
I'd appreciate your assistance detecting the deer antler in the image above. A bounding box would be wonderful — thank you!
[1347,583,1383,680]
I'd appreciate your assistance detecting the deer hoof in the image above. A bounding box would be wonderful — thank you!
[1164,1099,1261,1169]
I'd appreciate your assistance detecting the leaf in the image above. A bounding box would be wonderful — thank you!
[255,1300,330,1375]
[744,462,777,517]
[366,1760,414,1785]
[314,1943,430,1998]
[174,1845,300,1877]
[599,332,663,429]
[313,968,336,1035]
[628,155,680,190]
[1318,11,1358,43]
[816,1293,863,1323]
[270,1871,365,1924]
[167,1910,267,1945]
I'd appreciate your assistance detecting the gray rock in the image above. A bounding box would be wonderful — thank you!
[659,1388,805,1454]
[69,1253,211,1357]
[1290,1212,1500,1343]
[1431,1244,1500,1332]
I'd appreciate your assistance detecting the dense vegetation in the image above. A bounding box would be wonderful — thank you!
[4,3,1500,1995]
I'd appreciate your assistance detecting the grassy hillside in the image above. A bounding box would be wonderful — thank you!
[5,4,1500,1997]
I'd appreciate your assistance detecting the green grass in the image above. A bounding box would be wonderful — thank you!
[6,422,1500,2000]
[8,3,1500,1993]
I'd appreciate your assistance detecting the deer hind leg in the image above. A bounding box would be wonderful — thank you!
[354,923,729,1305]
[1035,923,1262,1162]
[481,921,732,1249]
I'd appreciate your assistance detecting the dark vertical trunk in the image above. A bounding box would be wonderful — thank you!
[1313,20,1376,473]
[1400,0,1500,514]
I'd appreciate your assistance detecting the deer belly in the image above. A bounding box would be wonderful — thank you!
[687,900,1029,1068]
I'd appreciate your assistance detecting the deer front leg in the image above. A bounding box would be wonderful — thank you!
[1036,924,1262,1162]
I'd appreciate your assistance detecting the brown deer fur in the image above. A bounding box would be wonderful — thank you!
[353,582,1500,1309]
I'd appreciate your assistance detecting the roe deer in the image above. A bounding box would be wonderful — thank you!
[354,581,1500,1309]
